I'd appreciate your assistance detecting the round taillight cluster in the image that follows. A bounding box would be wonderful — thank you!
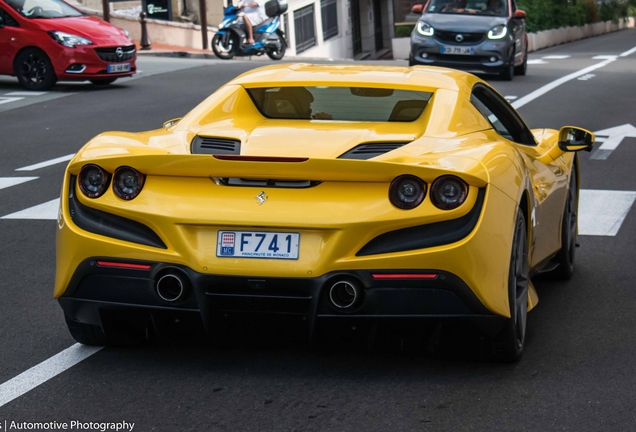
[78,165,145,200]
[389,175,469,210]
[389,175,427,210]
[430,175,469,210]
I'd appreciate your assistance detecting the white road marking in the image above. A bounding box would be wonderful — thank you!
[3,91,48,96]
[512,58,616,110]
[592,55,618,60]
[0,177,38,191]
[0,97,24,105]
[543,55,571,59]
[504,95,518,100]
[577,73,595,81]
[579,190,636,236]
[591,124,636,160]
[527,59,548,65]
[0,344,103,408]
[1,198,59,220]
[619,45,636,57]
[15,154,75,171]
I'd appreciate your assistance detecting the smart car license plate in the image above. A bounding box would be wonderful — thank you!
[107,63,131,73]
[217,231,300,259]
[441,46,474,55]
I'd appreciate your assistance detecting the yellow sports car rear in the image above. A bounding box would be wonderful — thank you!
[56,64,594,361]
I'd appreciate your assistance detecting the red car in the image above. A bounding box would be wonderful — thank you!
[0,0,136,90]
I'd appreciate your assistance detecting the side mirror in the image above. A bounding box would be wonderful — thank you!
[163,118,182,129]
[514,9,526,19]
[558,126,594,152]
[411,4,423,14]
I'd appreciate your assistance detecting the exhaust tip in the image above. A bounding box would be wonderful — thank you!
[156,273,185,302]
[328,280,361,310]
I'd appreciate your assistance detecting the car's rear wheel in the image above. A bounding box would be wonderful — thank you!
[492,209,528,362]
[549,166,578,279]
[90,78,118,86]
[14,48,57,91]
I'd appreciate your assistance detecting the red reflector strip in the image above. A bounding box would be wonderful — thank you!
[371,273,438,280]
[213,155,309,162]
[96,261,151,270]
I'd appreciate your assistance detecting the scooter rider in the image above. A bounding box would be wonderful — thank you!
[239,0,268,43]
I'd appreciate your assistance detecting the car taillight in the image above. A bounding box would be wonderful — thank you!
[79,164,110,198]
[389,175,426,210]
[113,167,145,200]
[431,176,468,210]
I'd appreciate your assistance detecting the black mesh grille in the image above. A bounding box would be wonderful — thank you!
[435,31,485,45]
[94,46,136,63]
[338,142,409,160]
[191,136,241,155]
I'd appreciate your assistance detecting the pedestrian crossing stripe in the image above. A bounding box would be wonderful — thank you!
[0,177,38,191]
[1,199,59,220]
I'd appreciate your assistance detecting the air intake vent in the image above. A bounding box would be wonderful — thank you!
[338,142,409,160]
[191,136,240,155]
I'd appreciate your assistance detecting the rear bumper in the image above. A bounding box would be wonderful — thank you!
[59,258,506,336]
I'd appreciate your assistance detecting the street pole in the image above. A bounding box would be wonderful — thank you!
[199,0,208,49]
[102,0,110,22]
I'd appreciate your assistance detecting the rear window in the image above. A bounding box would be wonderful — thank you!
[246,86,433,122]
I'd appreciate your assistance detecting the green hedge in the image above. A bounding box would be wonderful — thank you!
[516,0,633,33]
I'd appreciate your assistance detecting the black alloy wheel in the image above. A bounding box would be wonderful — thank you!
[14,48,57,91]
[90,78,118,86]
[212,33,237,60]
[492,209,529,362]
[550,166,578,279]
[266,33,286,60]
[515,44,528,76]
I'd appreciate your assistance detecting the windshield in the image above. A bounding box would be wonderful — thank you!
[5,0,83,18]
[246,87,433,122]
[426,0,508,16]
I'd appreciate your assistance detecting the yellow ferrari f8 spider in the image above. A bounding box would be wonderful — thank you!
[56,64,593,361]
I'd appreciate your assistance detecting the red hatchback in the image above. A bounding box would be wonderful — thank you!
[0,0,136,90]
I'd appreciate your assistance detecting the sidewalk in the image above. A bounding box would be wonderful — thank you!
[134,41,218,59]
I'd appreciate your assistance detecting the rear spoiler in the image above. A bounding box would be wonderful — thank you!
[67,153,489,187]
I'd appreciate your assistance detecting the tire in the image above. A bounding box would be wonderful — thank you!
[514,45,528,76]
[14,48,57,91]
[90,78,117,86]
[408,54,415,66]
[212,33,237,60]
[492,209,529,362]
[549,166,578,279]
[266,34,286,60]
[499,58,514,81]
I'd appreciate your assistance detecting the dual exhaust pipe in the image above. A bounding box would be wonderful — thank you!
[156,271,364,310]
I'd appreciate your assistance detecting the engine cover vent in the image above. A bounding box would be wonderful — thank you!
[191,136,241,155]
[338,142,409,160]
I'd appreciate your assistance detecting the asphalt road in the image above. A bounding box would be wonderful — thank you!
[1,29,636,431]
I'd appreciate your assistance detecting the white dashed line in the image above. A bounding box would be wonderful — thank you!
[0,97,24,105]
[1,198,59,220]
[504,95,518,100]
[3,91,49,96]
[592,55,618,60]
[543,55,571,59]
[512,57,616,109]
[579,190,636,236]
[527,59,548,65]
[0,344,103,408]
[15,154,75,171]
[578,74,595,81]
[619,46,636,57]
[0,177,38,191]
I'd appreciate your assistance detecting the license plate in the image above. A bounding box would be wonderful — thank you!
[441,46,474,55]
[217,231,300,259]
[107,63,131,73]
